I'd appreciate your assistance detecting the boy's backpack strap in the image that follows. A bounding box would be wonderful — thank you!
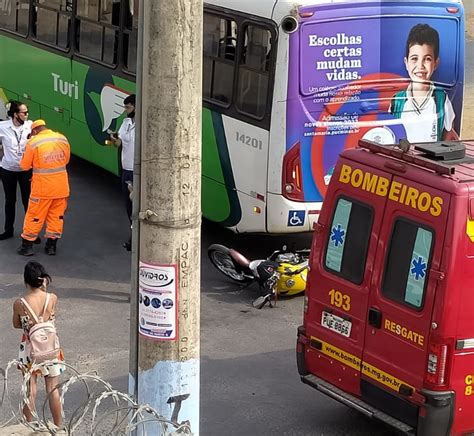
[20,298,39,324]
[433,88,446,140]
[390,90,407,118]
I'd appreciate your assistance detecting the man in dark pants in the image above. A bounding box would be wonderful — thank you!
[109,94,135,251]
[0,101,33,240]
[0,168,31,236]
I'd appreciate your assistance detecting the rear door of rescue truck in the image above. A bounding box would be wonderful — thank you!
[297,140,474,435]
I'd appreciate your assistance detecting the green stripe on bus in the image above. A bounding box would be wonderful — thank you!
[209,111,242,227]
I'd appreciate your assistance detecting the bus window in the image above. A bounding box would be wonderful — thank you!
[203,13,237,106]
[123,0,138,73]
[76,0,118,64]
[34,0,71,48]
[0,0,29,35]
[103,26,117,64]
[236,24,272,119]
[100,0,121,26]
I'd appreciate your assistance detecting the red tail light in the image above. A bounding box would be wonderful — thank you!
[282,142,304,201]
[425,343,448,386]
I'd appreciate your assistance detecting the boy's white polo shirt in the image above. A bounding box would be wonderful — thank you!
[399,90,455,143]
[0,119,32,171]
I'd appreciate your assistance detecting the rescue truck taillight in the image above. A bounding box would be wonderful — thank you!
[283,143,304,202]
[426,343,448,386]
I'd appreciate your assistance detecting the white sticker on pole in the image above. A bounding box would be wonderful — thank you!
[138,261,178,340]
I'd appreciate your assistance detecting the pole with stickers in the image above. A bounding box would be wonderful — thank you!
[129,0,202,433]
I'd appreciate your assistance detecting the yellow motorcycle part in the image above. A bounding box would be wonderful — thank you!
[276,262,307,296]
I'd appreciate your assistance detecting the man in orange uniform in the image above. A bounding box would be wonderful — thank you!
[17,120,70,256]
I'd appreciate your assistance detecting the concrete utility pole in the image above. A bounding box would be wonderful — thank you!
[130,0,202,433]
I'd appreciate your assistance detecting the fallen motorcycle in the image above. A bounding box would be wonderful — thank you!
[207,244,310,309]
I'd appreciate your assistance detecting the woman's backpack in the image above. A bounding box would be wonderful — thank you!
[21,293,60,363]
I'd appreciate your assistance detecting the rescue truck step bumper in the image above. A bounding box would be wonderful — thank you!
[301,374,415,435]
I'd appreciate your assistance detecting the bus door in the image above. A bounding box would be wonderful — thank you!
[306,160,391,397]
[361,177,450,426]
[36,53,72,129]
[70,2,131,171]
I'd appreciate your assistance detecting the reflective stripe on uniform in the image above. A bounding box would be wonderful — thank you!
[33,166,66,174]
[30,137,69,149]
[46,232,62,238]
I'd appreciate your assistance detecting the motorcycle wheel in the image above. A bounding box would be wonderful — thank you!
[208,244,252,283]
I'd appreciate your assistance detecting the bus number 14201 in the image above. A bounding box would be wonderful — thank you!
[236,132,263,150]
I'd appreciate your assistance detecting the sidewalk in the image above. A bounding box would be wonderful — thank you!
[0,424,63,435]
[0,157,131,430]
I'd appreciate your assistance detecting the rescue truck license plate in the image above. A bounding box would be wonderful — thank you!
[321,311,352,337]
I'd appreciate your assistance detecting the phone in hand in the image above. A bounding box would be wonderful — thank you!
[106,129,118,139]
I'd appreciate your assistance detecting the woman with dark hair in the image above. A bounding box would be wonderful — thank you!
[12,261,64,428]
[0,101,33,240]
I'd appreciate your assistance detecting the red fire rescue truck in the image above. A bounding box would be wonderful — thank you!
[297,139,474,435]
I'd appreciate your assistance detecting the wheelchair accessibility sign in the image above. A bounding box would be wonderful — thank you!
[288,210,305,227]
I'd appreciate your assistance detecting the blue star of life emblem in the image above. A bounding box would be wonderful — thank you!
[330,224,345,247]
[411,256,427,280]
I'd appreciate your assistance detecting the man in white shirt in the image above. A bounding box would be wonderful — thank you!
[110,94,135,251]
[0,101,33,240]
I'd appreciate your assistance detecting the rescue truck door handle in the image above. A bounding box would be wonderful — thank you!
[430,269,445,281]
[368,307,382,329]
[313,221,325,234]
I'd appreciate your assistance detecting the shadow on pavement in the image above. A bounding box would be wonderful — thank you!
[200,348,398,436]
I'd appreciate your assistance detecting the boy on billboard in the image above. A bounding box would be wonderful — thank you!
[389,23,459,142]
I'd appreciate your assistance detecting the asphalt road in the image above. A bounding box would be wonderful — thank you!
[0,157,397,435]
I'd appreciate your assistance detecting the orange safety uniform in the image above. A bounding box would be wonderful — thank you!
[20,129,71,241]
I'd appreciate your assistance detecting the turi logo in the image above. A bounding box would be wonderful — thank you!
[52,73,79,100]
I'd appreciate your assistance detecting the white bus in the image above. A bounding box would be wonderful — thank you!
[203,0,465,233]
[0,0,466,233]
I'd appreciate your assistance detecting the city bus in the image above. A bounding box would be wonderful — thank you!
[0,0,466,233]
